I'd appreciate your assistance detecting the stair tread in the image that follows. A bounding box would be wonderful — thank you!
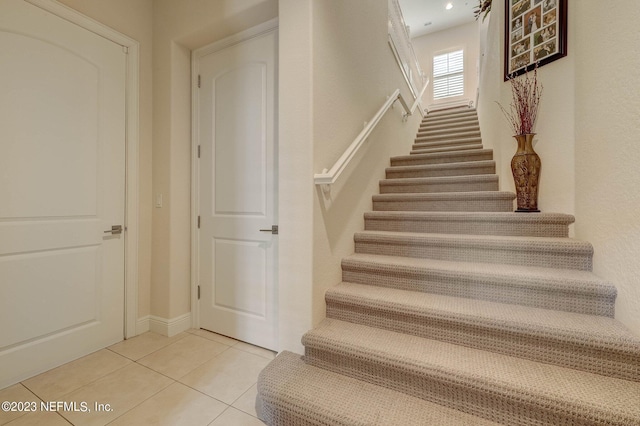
[413,137,482,147]
[373,191,515,201]
[418,125,480,135]
[364,210,574,223]
[388,159,495,171]
[415,132,482,142]
[423,110,477,119]
[419,124,479,133]
[380,174,498,186]
[257,351,501,426]
[355,230,592,270]
[392,149,491,162]
[354,230,593,252]
[304,319,640,419]
[420,114,478,127]
[411,144,483,154]
[342,252,610,294]
[327,282,637,348]
[420,117,478,126]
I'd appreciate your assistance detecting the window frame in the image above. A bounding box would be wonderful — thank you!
[432,49,465,101]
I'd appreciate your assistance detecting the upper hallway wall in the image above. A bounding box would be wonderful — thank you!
[412,21,479,109]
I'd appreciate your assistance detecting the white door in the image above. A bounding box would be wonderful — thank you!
[0,0,126,387]
[196,26,278,350]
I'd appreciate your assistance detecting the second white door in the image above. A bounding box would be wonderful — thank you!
[195,25,278,350]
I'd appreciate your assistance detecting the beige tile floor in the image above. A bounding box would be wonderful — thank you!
[0,329,275,425]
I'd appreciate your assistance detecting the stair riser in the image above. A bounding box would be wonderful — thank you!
[417,127,480,137]
[379,180,498,194]
[373,198,513,212]
[354,239,593,270]
[411,144,484,155]
[419,119,478,131]
[386,163,496,179]
[364,217,569,237]
[304,348,625,426]
[391,152,493,167]
[422,113,478,123]
[412,139,483,150]
[415,132,481,143]
[341,267,615,316]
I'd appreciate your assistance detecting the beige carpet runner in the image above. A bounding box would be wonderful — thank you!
[256,108,640,425]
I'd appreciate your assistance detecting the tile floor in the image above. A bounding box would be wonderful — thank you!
[0,329,276,425]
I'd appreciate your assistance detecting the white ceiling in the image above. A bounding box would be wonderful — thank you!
[398,0,477,39]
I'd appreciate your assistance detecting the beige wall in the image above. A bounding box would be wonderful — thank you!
[477,0,575,216]
[311,0,422,325]
[574,2,640,336]
[151,0,278,321]
[478,1,640,336]
[412,22,480,109]
[56,0,154,320]
[277,0,314,352]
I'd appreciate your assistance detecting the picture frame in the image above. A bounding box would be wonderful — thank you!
[504,0,567,80]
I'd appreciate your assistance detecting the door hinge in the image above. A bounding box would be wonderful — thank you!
[197,74,201,88]
[122,46,129,54]
[197,285,201,300]
[197,145,201,158]
[197,216,201,228]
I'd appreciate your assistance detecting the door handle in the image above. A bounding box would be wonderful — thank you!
[259,225,278,235]
[104,225,123,235]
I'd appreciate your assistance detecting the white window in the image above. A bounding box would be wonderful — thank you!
[433,50,464,99]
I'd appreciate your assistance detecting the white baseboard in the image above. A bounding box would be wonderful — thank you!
[135,313,192,337]
[136,316,151,335]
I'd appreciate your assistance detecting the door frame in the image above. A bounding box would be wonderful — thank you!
[25,0,140,339]
[190,18,279,331]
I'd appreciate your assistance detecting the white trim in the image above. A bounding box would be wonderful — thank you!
[141,314,192,337]
[191,18,279,332]
[25,0,140,339]
[388,36,417,99]
[136,316,151,335]
[192,18,279,58]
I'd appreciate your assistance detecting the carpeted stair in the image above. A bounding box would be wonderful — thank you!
[256,107,640,425]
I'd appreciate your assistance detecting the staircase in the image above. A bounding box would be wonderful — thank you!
[256,108,640,425]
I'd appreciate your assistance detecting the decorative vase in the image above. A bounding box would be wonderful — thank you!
[511,134,541,212]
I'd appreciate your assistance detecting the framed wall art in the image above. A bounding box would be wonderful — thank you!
[504,0,567,80]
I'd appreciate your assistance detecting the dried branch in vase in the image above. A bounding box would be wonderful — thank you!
[497,66,543,135]
[474,0,492,22]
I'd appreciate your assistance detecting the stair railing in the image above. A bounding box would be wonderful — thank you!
[388,0,426,103]
[314,82,428,194]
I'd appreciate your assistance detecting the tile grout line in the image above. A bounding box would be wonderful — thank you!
[4,331,269,425]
